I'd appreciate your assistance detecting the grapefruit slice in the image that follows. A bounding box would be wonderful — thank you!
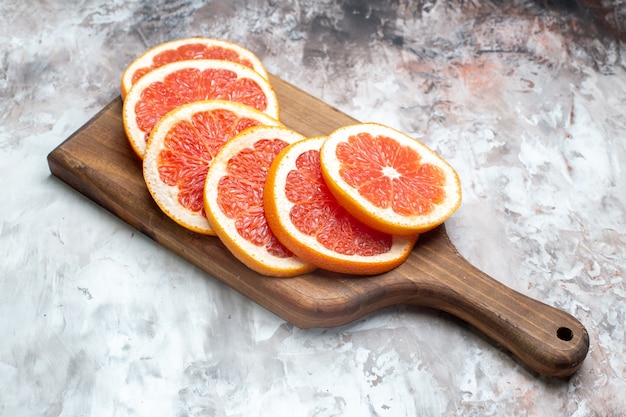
[264,136,417,275]
[121,37,269,99]
[123,59,279,158]
[320,123,462,235]
[143,100,281,235]
[204,126,315,277]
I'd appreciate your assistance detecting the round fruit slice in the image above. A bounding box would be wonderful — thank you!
[264,136,417,275]
[121,37,269,99]
[143,100,281,235]
[204,126,315,277]
[320,123,462,235]
[123,59,279,158]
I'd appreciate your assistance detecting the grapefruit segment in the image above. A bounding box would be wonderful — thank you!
[121,37,269,99]
[142,100,281,235]
[264,136,417,276]
[204,126,315,277]
[320,123,462,235]
[123,59,279,159]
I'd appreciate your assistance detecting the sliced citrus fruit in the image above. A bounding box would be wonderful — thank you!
[264,136,417,275]
[203,126,315,277]
[143,100,281,235]
[319,123,462,235]
[121,37,269,99]
[123,59,279,158]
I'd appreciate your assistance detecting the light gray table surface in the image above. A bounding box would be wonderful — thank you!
[2,1,625,416]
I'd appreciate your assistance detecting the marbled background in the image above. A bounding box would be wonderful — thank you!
[1,0,625,416]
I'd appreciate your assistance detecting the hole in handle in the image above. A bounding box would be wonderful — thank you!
[557,327,574,341]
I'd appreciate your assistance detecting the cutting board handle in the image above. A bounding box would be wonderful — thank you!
[403,228,590,378]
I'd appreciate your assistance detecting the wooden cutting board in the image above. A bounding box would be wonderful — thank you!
[47,74,589,378]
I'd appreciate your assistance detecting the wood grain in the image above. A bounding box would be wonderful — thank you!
[47,74,589,378]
